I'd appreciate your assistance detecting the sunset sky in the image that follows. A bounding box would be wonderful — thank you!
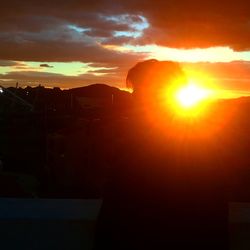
[1,1,250,94]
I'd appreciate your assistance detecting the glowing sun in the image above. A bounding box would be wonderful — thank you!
[164,79,215,118]
[176,82,210,108]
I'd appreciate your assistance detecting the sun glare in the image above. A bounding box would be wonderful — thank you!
[165,76,216,118]
[176,82,210,108]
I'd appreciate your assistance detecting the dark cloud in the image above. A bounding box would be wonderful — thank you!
[1,1,250,51]
[84,29,113,38]
[0,40,143,62]
[0,60,19,67]
[102,36,133,46]
[126,1,250,51]
[40,64,54,68]
[76,14,133,36]
[87,68,117,74]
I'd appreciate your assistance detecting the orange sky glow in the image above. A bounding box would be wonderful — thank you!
[1,2,250,99]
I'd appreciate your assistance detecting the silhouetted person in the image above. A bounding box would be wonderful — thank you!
[93,59,248,250]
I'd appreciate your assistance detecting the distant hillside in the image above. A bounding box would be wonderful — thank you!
[68,84,130,99]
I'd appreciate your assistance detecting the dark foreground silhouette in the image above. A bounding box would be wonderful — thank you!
[93,60,250,250]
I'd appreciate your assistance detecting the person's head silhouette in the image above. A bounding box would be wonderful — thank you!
[126,59,186,123]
